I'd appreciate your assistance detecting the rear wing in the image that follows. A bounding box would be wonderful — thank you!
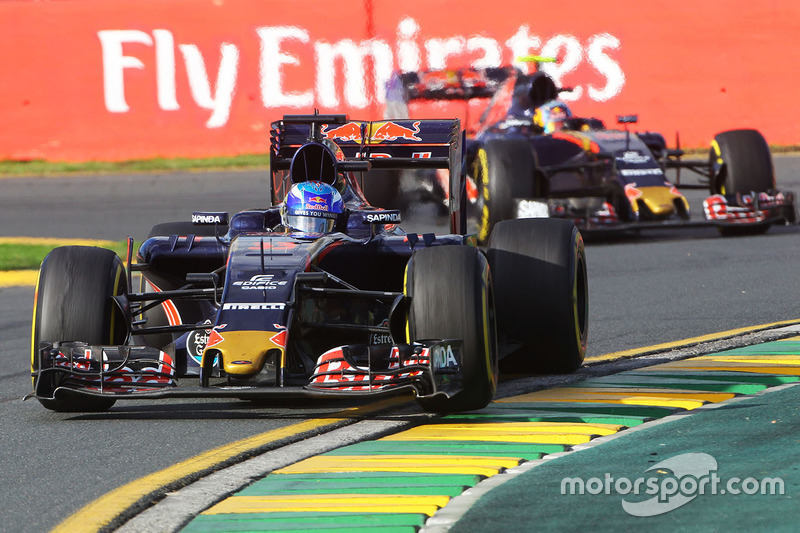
[385,67,520,137]
[388,68,513,102]
[385,64,569,135]
[269,114,467,234]
[388,58,559,104]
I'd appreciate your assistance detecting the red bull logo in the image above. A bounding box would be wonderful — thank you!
[321,122,363,142]
[308,196,327,204]
[371,121,422,141]
[322,121,422,143]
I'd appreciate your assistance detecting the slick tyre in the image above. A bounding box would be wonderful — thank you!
[473,139,537,244]
[405,246,498,412]
[710,129,774,197]
[31,246,128,412]
[488,218,588,374]
[710,129,775,235]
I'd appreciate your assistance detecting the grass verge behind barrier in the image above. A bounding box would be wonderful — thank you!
[0,153,269,177]
[2,146,800,178]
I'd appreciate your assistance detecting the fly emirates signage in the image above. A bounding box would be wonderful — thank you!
[7,0,793,161]
[98,17,624,129]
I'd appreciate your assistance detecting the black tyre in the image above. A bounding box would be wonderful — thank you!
[710,129,774,197]
[31,246,128,411]
[147,221,228,239]
[405,246,498,412]
[488,218,588,374]
[473,139,538,243]
[710,129,775,235]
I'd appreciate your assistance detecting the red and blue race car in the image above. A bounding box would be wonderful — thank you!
[385,58,796,241]
[29,114,588,414]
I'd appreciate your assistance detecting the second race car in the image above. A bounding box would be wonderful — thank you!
[384,58,796,241]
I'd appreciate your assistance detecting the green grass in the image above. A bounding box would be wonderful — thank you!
[0,153,268,177]
[0,242,129,271]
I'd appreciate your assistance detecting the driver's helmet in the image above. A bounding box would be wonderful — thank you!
[533,100,572,133]
[281,181,344,235]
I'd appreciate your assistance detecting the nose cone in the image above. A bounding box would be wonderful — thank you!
[202,330,284,377]
[637,186,687,217]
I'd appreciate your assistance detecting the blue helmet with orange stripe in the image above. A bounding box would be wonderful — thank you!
[281,181,344,235]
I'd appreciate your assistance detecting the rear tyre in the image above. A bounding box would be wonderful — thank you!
[473,139,537,243]
[488,218,588,374]
[405,246,498,412]
[31,246,128,412]
[710,129,775,235]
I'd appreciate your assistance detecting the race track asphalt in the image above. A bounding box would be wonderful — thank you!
[5,160,800,532]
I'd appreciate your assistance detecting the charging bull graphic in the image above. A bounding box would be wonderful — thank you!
[322,121,422,143]
[321,122,363,142]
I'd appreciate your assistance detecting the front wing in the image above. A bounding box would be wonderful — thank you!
[513,190,796,233]
[29,340,463,403]
[703,192,797,226]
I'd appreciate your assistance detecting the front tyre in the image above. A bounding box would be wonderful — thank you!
[31,246,129,411]
[710,129,775,236]
[488,218,588,374]
[405,246,498,412]
[710,129,774,197]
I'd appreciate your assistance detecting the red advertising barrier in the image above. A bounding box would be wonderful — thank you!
[1,0,798,161]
